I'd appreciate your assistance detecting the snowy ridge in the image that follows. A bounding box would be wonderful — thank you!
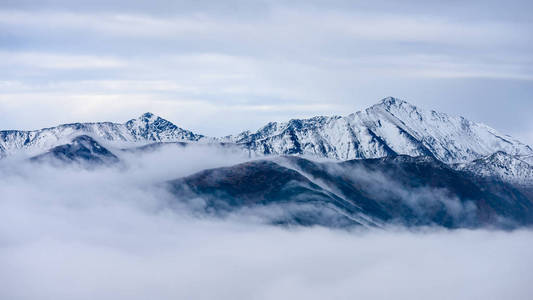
[227,97,533,163]
[454,151,533,185]
[0,112,206,156]
[371,98,532,163]
[1,97,533,186]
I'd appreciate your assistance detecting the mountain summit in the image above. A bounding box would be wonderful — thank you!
[1,98,532,164]
[0,112,205,156]
[125,112,204,142]
[227,97,532,163]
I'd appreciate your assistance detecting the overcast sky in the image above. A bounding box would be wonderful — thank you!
[1,0,532,144]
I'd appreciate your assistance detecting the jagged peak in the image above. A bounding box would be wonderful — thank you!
[137,112,161,122]
[141,112,155,118]
[371,97,417,111]
[126,112,176,128]
[367,97,458,126]
[122,113,204,141]
[379,96,407,106]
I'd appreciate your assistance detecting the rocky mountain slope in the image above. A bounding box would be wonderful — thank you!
[167,155,533,228]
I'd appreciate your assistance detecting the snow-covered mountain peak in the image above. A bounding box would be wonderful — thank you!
[138,112,158,122]
[372,97,445,119]
[124,113,204,142]
[128,112,161,124]
[370,97,430,120]
[2,97,532,172]
[140,111,155,118]
[227,96,532,163]
[127,112,169,127]
[376,96,409,108]
[0,113,206,156]
[370,97,426,116]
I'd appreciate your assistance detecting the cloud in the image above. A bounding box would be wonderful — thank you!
[1,1,533,144]
[1,8,528,46]
[0,52,126,69]
[1,146,533,299]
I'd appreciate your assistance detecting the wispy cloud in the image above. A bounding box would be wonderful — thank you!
[0,1,532,143]
[1,9,527,46]
[0,52,126,69]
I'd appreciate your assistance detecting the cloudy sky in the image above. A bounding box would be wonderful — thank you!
[1,0,532,143]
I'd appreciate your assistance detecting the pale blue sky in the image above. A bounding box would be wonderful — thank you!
[1,0,532,143]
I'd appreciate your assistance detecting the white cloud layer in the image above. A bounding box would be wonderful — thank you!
[1,146,532,300]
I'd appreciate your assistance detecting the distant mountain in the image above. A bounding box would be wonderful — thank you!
[31,135,119,166]
[168,155,533,228]
[2,97,533,184]
[2,97,532,229]
[0,112,206,156]
[226,97,532,163]
[169,159,367,227]
[2,97,531,163]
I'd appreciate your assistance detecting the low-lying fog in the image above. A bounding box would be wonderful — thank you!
[1,145,532,300]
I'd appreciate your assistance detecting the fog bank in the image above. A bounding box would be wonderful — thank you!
[1,148,532,300]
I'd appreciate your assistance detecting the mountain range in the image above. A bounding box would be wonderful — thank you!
[224,97,532,164]
[0,112,206,157]
[2,97,533,228]
[2,97,531,163]
[168,155,533,228]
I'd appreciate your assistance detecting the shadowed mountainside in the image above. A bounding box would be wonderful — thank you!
[168,155,533,228]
